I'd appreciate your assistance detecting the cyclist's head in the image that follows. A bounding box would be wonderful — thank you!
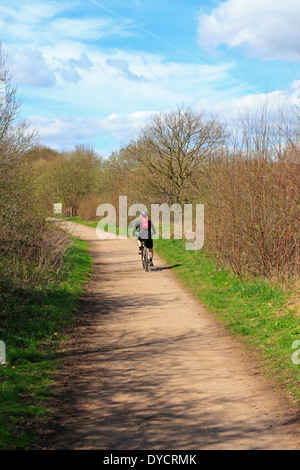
[140,210,148,218]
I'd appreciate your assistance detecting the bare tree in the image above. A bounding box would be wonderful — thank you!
[0,44,40,260]
[132,106,227,204]
[50,145,103,212]
[0,52,38,226]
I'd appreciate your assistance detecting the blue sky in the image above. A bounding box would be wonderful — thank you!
[1,0,300,156]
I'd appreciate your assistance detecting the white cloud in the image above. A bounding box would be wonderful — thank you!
[0,1,75,43]
[0,0,135,48]
[6,46,56,87]
[0,1,70,24]
[4,45,94,87]
[29,111,153,150]
[32,44,236,113]
[194,80,300,122]
[48,17,131,42]
[56,53,93,84]
[29,80,300,154]
[99,111,153,141]
[31,115,99,140]
[198,0,300,61]
[106,59,149,82]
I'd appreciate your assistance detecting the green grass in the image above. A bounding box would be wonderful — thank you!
[0,237,92,449]
[154,238,300,404]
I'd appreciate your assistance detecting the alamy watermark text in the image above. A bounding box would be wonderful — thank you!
[96,196,204,250]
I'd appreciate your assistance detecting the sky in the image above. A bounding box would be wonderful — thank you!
[1,0,300,157]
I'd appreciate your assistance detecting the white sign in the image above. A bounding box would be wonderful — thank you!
[0,341,6,364]
[53,203,63,214]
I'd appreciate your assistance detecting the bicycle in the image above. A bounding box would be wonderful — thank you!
[140,240,149,272]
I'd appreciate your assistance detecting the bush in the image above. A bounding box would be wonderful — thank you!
[0,46,71,293]
[205,106,300,281]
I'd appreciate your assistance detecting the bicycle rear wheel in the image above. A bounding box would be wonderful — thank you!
[143,247,149,271]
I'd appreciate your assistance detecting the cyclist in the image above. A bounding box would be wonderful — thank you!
[132,210,156,266]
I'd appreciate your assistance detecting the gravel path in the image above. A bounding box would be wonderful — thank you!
[41,221,299,450]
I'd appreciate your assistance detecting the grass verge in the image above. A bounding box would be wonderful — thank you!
[154,238,300,405]
[0,237,92,449]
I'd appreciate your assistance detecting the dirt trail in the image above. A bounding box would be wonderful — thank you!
[42,221,299,450]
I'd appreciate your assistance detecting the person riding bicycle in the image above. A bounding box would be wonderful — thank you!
[132,210,156,266]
